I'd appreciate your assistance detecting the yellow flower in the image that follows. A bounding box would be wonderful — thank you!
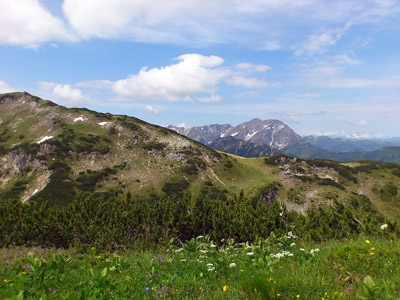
[223,285,227,292]
[240,269,244,272]
[370,252,374,255]
[297,295,300,298]
[365,240,370,244]
[277,294,280,297]
[371,247,375,251]
[322,298,325,300]
[97,255,101,259]
[3,279,7,282]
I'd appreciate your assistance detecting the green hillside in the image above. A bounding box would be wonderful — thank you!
[1,92,400,222]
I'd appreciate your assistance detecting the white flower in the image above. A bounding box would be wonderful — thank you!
[206,263,213,267]
[310,248,320,254]
[197,235,204,239]
[381,224,388,230]
[246,252,254,256]
[181,259,186,261]
[299,248,305,251]
[207,267,215,272]
[229,262,236,268]
[290,243,296,247]
[210,244,217,248]
[199,250,208,253]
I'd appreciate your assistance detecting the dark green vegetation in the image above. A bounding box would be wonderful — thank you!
[1,190,398,250]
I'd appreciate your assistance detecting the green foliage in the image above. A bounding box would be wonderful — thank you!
[379,182,398,201]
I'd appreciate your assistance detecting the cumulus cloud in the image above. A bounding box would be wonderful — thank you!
[144,105,159,115]
[227,76,280,89]
[38,82,89,105]
[348,120,369,126]
[112,54,228,101]
[0,80,15,93]
[0,0,75,47]
[177,122,186,128]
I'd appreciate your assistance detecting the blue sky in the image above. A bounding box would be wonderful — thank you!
[0,0,399,138]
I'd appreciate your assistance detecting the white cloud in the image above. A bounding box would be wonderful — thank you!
[348,120,369,126]
[38,82,89,105]
[144,105,159,115]
[0,80,15,93]
[61,0,400,48]
[236,63,270,73]
[112,54,229,101]
[294,23,352,56]
[227,76,280,89]
[0,0,75,47]
[177,122,186,128]
[196,94,221,103]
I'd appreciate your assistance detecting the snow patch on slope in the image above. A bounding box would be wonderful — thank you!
[37,136,53,144]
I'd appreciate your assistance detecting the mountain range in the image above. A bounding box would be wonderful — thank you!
[169,120,400,164]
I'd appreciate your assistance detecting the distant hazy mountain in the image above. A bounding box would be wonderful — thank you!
[209,136,280,158]
[283,143,400,164]
[169,118,302,150]
[304,135,400,152]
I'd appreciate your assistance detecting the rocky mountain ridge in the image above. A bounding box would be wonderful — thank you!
[169,118,303,150]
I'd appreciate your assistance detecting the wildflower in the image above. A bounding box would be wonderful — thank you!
[297,295,300,298]
[199,250,207,253]
[371,247,375,251]
[365,240,370,244]
[299,248,305,251]
[290,243,296,247]
[97,255,101,259]
[223,285,227,292]
[380,224,388,230]
[247,252,254,256]
[277,294,280,297]
[207,267,215,272]
[240,269,244,272]
[310,248,320,254]
[3,279,7,283]
[229,262,236,268]
[370,252,374,255]
[26,265,31,269]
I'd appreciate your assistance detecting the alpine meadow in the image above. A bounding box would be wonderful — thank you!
[1,0,400,299]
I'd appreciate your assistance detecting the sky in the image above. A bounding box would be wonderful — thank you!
[0,0,399,138]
